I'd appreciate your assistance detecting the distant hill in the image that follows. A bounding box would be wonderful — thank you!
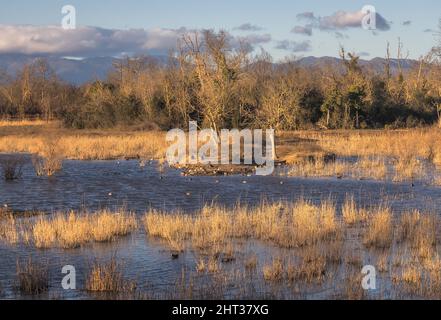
[295,56,417,74]
[0,54,417,85]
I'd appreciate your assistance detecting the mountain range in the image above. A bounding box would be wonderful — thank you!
[0,54,417,85]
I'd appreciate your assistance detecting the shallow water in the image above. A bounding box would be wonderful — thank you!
[1,154,441,299]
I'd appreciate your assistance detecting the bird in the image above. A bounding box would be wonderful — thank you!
[108,192,113,197]
[3,204,8,208]
[280,181,284,185]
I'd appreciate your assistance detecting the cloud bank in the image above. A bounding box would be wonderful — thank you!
[0,25,271,57]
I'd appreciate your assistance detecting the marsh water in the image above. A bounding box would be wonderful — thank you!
[1,154,441,299]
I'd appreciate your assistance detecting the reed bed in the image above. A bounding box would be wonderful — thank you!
[143,200,341,251]
[141,199,441,299]
[31,209,137,248]
[0,131,167,160]
[2,198,441,299]
[296,129,441,161]
[285,128,441,183]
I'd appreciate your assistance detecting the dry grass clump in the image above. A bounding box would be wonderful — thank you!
[432,176,441,186]
[196,257,221,274]
[16,258,49,295]
[0,155,25,181]
[244,255,258,271]
[393,156,423,182]
[32,136,63,176]
[263,258,284,282]
[398,211,437,261]
[251,200,340,248]
[341,270,366,300]
[32,209,137,248]
[143,200,340,251]
[290,251,327,283]
[86,258,136,293]
[398,211,437,246]
[0,215,19,244]
[288,159,351,178]
[342,195,368,226]
[354,157,388,180]
[363,207,393,249]
[143,211,193,252]
[433,147,441,167]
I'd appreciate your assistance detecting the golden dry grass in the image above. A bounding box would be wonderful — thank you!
[363,207,393,249]
[0,132,167,160]
[0,121,167,161]
[32,209,137,248]
[286,128,441,182]
[1,199,440,299]
[143,200,341,251]
[354,157,388,180]
[86,258,136,293]
[15,258,49,295]
[0,215,19,244]
[288,159,351,178]
[263,258,284,282]
[296,129,440,160]
[342,195,369,226]
[0,119,52,127]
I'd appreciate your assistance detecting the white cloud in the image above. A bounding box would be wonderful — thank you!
[296,10,391,32]
[0,25,191,57]
[291,26,313,36]
[0,25,274,57]
[275,40,311,52]
[233,23,264,32]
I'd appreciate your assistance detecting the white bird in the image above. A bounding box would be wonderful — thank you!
[108,192,113,197]
[3,204,8,208]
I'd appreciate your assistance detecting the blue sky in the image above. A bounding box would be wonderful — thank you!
[0,0,439,60]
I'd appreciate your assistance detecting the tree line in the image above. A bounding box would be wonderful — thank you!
[1,30,441,131]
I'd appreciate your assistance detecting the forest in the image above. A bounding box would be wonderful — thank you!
[1,29,441,131]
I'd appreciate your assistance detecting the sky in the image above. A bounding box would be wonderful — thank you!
[0,0,439,60]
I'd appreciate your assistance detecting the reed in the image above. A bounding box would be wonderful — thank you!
[0,215,19,244]
[86,258,136,293]
[363,207,393,249]
[15,258,49,295]
[32,209,137,248]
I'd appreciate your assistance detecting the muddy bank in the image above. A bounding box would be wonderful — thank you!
[173,161,287,176]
